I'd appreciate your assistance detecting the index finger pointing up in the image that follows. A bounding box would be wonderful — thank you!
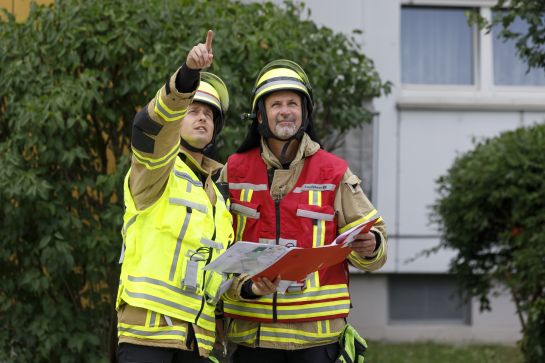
[205,30,214,51]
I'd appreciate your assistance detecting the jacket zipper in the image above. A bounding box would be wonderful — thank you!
[273,197,280,323]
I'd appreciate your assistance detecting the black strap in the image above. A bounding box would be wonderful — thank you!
[186,323,196,350]
[339,348,353,363]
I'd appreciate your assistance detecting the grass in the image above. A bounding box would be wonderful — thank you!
[364,341,523,363]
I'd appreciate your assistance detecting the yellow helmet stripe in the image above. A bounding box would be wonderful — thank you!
[195,89,222,111]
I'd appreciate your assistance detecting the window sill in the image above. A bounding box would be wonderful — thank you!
[397,89,545,111]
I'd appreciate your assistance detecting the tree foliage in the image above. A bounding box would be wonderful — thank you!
[0,0,389,361]
[470,0,545,70]
[432,124,545,363]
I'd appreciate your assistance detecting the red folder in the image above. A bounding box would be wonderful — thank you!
[252,217,380,282]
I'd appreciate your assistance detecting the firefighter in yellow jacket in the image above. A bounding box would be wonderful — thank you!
[220,60,387,363]
[116,31,234,363]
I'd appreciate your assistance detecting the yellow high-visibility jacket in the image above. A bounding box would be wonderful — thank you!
[117,156,234,333]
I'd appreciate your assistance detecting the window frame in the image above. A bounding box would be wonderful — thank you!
[398,1,545,111]
[400,5,480,89]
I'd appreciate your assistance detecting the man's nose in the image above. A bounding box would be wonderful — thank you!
[279,104,290,115]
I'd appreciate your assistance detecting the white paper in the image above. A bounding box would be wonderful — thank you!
[203,241,288,275]
[333,217,380,247]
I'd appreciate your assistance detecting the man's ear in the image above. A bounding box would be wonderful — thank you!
[257,111,262,125]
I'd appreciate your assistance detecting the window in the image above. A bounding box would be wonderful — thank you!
[401,6,476,85]
[389,274,471,324]
[493,14,545,86]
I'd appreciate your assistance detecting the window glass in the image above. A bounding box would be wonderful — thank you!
[493,14,545,86]
[401,7,475,85]
[389,274,471,323]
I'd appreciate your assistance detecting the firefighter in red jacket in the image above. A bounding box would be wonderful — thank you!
[219,60,388,363]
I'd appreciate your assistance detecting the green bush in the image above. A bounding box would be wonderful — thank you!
[432,123,545,363]
[0,0,389,361]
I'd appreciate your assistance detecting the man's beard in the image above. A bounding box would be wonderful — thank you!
[273,115,298,139]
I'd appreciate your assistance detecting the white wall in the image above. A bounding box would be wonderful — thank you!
[348,275,521,343]
[251,0,545,343]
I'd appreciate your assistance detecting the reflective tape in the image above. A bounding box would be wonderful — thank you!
[118,326,187,338]
[230,203,260,219]
[132,143,179,170]
[173,170,203,187]
[296,209,334,221]
[277,286,349,301]
[154,90,187,122]
[169,211,192,281]
[225,301,350,318]
[127,275,201,301]
[260,328,338,344]
[168,198,208,214]
[229,182,267,191]
[120,214,138,264]
[124,289,215,324]
[200,237,224,250]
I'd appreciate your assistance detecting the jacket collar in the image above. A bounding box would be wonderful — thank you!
[179,149,223,177]
[259,133,320,169]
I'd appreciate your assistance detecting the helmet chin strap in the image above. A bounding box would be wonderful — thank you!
[257,97,310,165]
[180,137,208,153]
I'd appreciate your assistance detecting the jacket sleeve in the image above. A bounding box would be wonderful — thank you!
[334,168,388,272]
[128,66,198,210]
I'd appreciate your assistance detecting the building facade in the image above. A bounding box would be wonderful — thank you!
[275,0,545,344]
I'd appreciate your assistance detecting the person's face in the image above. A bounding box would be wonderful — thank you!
[259,90,302,139]
[180,102,215,148]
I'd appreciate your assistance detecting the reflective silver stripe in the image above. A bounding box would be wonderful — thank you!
[316,220,324,247]
[228,182,267,191]
[169,212,192,281]
[124,289,215,324]
[149,312,157,327]
[320,320,327,334]
[120,214,138,264]
[155,94,186,120]
[280,303,351,315]
[260,329,335,342]
[277,287,349,300]
[309,272,317,289]
[119,243,126,264]
[186,182,192,193]
[255,79,306,96]
[296,209,334,221]
[173,170,203,187]
[224,302,271,316]
[230,203,260,219]
[164,315,173,326]
[128,275,201,301]
[118,326,187,337]
[122,215,138,238]
[200,237,224,250]
[225,302,350,316]
[228,331,257,344]
[196,336,215,349]
[169,198,208,214]
[312,191,318,205]
[133,145,179,168]
[294,184,336,193]
[195,91,221,109]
